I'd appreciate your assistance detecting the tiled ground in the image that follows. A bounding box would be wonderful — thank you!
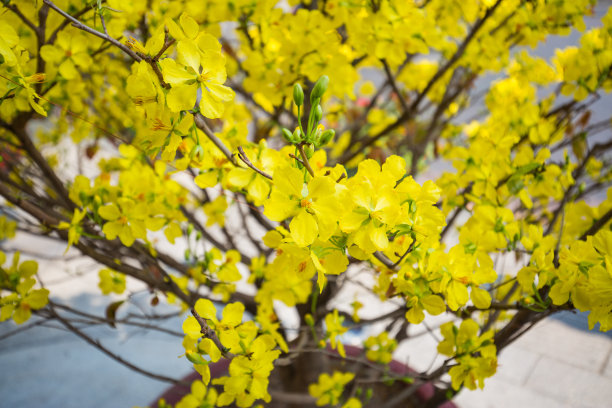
[454,319,612,408]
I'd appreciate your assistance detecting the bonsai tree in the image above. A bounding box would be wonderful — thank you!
[1,0,611,407]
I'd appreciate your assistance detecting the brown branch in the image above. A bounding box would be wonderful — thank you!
[580,207,612,241]
[5,3,38,33]
[50,302,183,337]
[47,5,92,44]
[297,143,315,177]
[43,0,143,62]
[235,193,268,255]
[373,251,396,270]
[181,205,230,252]
[1,119,75,210]
[193,113,239,166]
[381,59,408,112]
[48,305,182,384]
[392,239,415,268]
[153,33,176,60]
[339,0,503,164]
[190,307,235,359]
[237,146,273,180]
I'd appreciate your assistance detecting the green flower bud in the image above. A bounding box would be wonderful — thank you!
[310,75,329,104]
[313,104,323,123]
[304,313,315,327]
[293,83,304,106]
[293,127,304,142]
[186,351,207,365]
[281,128,294,144]
[317,129,335,147]
[305,144,314,159]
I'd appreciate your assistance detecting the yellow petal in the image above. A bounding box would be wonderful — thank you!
[166,84,198,112]
[222,302,244,326]
[290,211,318,247]
[59,59,79,80]
[177,40,201,72]
[199,87,225,118]
[183,316,202,339]
[205,82,235,102]
[194,298,217,321]
[369,225,389,251]
[421,294,446,315]
[99,204,121,221]
[471,287,492,309]
[194,171,219,188]
[180,13,200,39]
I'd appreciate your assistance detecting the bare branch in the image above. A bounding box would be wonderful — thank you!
[44,0,143,62]
[193,113,239,166]
[237,146,273,180]
[190,307,235,359]
[48,305,182,384]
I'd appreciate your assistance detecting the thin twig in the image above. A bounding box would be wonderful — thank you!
[5,3,38,32]
[193,113,239,166]
[44,0,142,62]
[297,144,315,177]
[48,305,182,384]
[190,307,235,359]
[237,146,273,180]
[392,239,415,268]
[580,207,612,241]
[381,59,408,112]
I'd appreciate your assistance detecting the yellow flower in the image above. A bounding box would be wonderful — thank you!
[57,209,86,252]
[203,195,228,227]
[264,166,341,247]
[98,269,126,295]
[308,371,354,406]
[40,31,92,80]
[324,309,348,357]
[99,198,146,247]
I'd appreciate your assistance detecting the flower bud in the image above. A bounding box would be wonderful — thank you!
[313,104,323,123]
[293,83,304,106]
[317,129,335,147]
[281,128,294,144]
[186,351,207,365]
[310,75,329,104]
[293,127,304,142]
[305,144,314,159]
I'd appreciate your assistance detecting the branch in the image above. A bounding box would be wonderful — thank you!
[43,0,143,62]
[190,307,235,359]
[48,306,182,384]
[338,0,503,164]
[297,143,315,177]
[47,5,92,44]
[237,146,273,180]
[5,3,38,33]
[234,193,269,255]
[50,302,183,337]
[180,205,230,252]
[373,251,396,270]
[0,120,75,210]
[381,59,408,112]
[392,239,415,268]
[580,207,612,241]
[193,113,239,166]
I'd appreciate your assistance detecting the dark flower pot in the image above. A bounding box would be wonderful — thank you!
[152,345,456,408]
